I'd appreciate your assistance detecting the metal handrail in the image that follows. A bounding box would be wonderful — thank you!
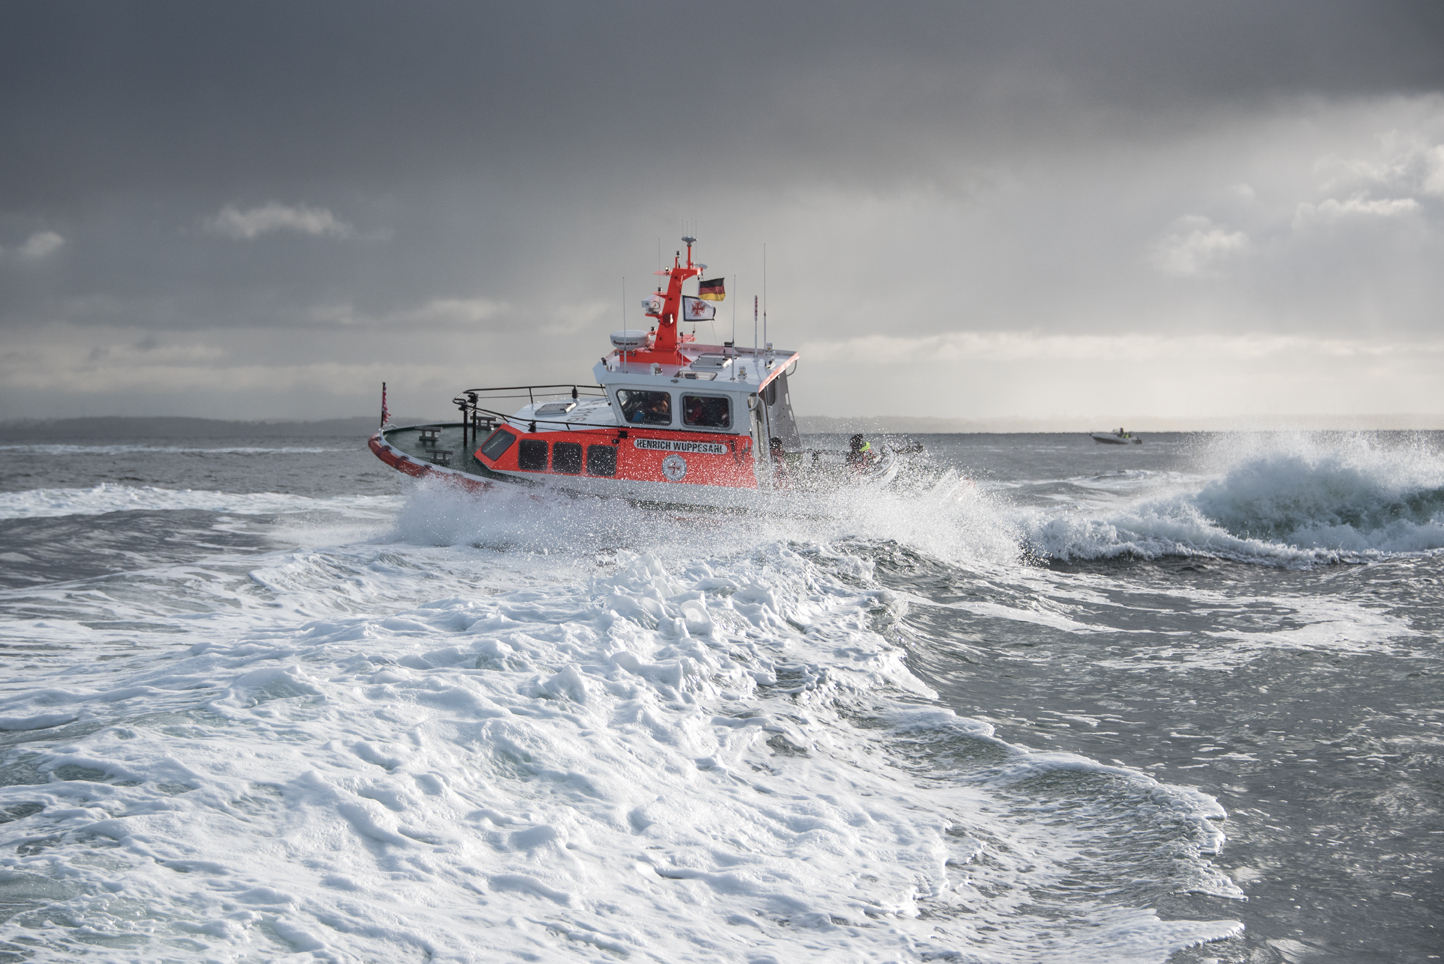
[450,384,610,449]
[452,384,606,406]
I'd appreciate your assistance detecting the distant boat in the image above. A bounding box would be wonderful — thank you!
[1091,429,1142,445]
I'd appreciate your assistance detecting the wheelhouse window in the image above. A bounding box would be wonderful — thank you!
[517,439,549,471]
[479,428,516,460]
[586,445,617,477]
[617,389,672,425]
[682,394,730,429]
[552,442,583,475]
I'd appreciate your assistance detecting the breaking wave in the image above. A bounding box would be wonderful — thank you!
[1025,432,1444,564]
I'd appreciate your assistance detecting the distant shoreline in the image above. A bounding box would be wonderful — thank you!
[3,413,1443,442]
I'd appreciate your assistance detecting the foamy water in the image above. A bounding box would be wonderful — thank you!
[0,484,400,521]
[2,430,1441,962]
[0,445,346,456]
[1019,431,1444,564]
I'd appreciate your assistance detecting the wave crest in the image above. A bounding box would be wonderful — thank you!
[1030,432,1444,564]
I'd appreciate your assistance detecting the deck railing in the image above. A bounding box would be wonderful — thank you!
[450,384,609,448]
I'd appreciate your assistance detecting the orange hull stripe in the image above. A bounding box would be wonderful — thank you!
[476,428,758,488]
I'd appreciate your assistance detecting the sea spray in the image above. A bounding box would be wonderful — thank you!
[1023,430,1444,564]
[1192,431,1444,552]
[394,462,1023,573]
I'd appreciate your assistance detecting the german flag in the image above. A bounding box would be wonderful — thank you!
[698,277,725,302]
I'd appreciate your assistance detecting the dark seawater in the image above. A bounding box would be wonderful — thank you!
[0,431,1439,962]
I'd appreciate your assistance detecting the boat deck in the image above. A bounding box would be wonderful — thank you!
[383,423,497,478]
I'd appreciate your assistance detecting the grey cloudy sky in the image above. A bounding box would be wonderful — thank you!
[3,1,1443,423]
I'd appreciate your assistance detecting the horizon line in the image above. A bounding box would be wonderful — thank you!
[5,413,1444,436]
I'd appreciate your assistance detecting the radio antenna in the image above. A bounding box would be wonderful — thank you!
[756,294,768,360]
[731,275,737,346]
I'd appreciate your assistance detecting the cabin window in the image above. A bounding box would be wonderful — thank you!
[517,439,549,471]
[760,370,801,451]
[616,389,671,425]
[682,394,730,429]
[586,444,617,477]
[552,442,583,475]
[480,428,516,461]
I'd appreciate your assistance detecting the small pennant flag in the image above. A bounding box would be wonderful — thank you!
[682,295,716,322]
[698,277,725,302]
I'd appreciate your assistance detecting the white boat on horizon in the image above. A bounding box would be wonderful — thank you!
[1091,429,1142,445]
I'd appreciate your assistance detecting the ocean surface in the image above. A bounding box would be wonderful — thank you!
[0,430,1439,963]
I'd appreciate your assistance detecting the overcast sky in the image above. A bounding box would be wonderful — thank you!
[3,1,1443,424]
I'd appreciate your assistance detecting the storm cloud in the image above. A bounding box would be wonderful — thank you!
[3,1,1443,422]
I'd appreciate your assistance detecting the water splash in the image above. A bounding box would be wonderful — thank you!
[392,465,1023,571]
[1026,431,1444,564]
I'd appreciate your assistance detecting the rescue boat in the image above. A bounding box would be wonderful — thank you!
[368,237,891,508]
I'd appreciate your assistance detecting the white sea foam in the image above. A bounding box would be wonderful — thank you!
[1024,432,1444,564]
[0,444,345,455]
[393,467,1023,572]
[0,483,400,521]
[0,485,1241,962]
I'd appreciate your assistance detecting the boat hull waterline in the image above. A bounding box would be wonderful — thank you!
[371,422,899,512]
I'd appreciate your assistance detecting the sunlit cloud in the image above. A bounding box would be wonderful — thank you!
[1315,130,1444,199]
[1149,216,1249,278]
[795,329,1444,423]
[1424,145,1444,197]
[1294,194,1420,226]
[8,230,66,262]
[802,331,1444,365]
[205,202,355,240]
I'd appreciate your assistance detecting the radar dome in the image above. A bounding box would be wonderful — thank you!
[610,330,650,350]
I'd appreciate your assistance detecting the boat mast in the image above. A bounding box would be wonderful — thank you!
[643,236,703,357]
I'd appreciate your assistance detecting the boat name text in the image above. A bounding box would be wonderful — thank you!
[633,438,727,455]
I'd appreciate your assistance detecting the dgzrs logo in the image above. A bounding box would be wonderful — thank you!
[661,454,688,482]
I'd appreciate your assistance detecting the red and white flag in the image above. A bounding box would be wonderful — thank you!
[682,295,715,322]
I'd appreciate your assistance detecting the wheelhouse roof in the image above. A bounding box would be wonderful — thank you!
[594,342,798,393]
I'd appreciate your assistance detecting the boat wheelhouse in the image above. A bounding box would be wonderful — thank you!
[369,238,818,508]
